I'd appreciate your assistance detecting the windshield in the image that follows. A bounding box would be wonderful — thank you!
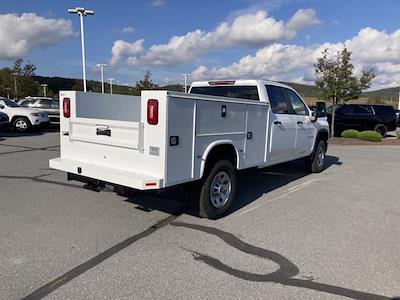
[1,99,20,107]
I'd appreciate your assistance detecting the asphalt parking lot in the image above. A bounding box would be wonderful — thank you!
[1,130,399,300]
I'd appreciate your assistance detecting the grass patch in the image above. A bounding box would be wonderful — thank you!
[357,130,382,142]
[341,129,359,138]
[397,131,400,139]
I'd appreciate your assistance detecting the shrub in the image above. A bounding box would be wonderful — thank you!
[357,130,382,142]
[341,129,359,138]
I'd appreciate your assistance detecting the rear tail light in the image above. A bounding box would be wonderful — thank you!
[147,99,158,125]
[63,97,71,118]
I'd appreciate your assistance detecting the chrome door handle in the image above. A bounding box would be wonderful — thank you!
[273,121,282,125]
[297,121,303,125]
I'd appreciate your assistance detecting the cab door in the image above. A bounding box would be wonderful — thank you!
[283,88,315,157]
[266,85,297,163]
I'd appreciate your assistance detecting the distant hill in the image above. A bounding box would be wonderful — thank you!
[32,75,398,103]
[362,87,400,101]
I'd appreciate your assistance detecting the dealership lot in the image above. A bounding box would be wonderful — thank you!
[0,131,399,300]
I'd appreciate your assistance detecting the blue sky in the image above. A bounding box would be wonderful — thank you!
[0,0,399,89]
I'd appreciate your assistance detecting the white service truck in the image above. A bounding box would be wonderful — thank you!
[50,80,329,219]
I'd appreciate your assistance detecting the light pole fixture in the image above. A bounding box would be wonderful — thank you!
[40,84,48,97]
[96,64,108,93]
[68,7,94,92]
[108,78,115,94]
[181,74,190,93]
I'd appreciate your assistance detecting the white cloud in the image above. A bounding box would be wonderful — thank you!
[121,26,135,34]
[190,27,400,89]
[110,39,144,66]
[150,0,165,7]
[0,13,74,59]
[109,8,320,67]
[286,8,321,31]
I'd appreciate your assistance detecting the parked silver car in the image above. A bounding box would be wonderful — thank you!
[18,97,59,123]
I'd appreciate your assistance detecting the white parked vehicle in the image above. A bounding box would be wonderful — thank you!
[50,80,329,219]
[0,97,49,132]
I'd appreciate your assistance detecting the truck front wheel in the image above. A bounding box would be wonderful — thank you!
[199,159,237,219]
[13,117,32,132]
[306,140,326,173]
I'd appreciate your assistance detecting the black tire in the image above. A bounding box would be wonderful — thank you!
[374,124,387,137]
[13,117,32,132]
[306,140,326,173]
[199,159,237,219]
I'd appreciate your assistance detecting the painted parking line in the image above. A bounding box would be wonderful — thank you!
[238,178,319,216]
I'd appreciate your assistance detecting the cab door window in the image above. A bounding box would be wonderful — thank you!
[284,88,308,115]
[265,85,289,114]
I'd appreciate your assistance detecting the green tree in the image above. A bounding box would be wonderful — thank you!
[133,71,160,95]
[314,47,375,137]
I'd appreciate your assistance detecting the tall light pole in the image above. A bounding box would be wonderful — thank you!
[108,78,114,94]
[13,72,18,97]
[181,74,190,93]
[40,84,48,97]
[68,7,94,92]
[4,87,11,99]
[96,64,108,93]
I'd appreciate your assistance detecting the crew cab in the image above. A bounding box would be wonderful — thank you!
[50,80,329,219]
[0,97,49,132]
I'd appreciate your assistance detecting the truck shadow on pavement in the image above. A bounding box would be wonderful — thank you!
[171,222,394,300]
[231,155,341,214]
[124,155,342,217]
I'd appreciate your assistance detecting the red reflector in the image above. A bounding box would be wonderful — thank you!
[146,182,157,187]
[63,98,71,118]
[208,80,235,86]
[147,99,158,125]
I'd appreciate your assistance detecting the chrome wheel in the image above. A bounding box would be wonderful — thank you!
[15,119,28,131]
[315,144,325,168]
[210,171,232,208]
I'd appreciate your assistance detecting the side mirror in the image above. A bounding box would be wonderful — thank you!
[310,110,317,122]
[315,101,327,118]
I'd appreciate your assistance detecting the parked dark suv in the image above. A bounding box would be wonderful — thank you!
[327,104,398,136]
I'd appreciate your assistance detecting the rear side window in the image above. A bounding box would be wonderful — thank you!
[266,85,289,114]
[337,106,353,115]
[190,86,259,100]
[372,105,395,115]
[37,99,52,108]
[353,105,373,114]
[284,88,308,115]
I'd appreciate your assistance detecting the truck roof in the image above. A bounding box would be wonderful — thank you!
[190,79,294,90]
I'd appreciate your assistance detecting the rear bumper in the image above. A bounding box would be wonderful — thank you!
[49,157,163,190]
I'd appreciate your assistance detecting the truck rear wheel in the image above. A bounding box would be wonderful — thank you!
[199,159,237,219]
